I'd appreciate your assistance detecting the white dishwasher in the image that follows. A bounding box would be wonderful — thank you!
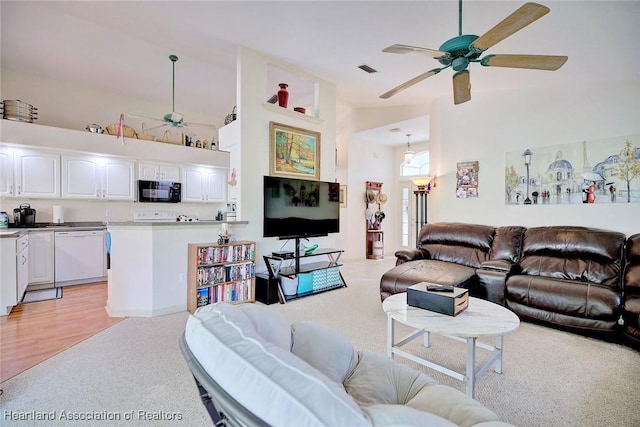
[54,230,106,286]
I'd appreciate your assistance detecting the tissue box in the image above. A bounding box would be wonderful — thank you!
[407,282,469,316]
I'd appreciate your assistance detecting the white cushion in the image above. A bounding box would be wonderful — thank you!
[291,321,359,384]
[185,302,369,427]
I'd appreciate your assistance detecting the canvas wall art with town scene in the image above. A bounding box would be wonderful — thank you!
[505,134,640,205]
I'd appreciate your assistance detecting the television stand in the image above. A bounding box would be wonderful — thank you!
[262,244,346,304]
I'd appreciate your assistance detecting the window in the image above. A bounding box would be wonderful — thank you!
[400,150,429,247]
[402,151,430,176]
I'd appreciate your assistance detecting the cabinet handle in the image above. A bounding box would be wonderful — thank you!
[9,185,13,195]
[17,185,21,194]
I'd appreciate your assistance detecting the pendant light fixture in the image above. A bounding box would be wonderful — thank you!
[404,134,415,162]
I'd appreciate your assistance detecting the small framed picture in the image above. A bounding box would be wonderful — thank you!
[339,185,347,208]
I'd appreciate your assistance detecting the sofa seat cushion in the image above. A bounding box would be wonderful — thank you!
[506,275,622,331]
[185,303,369,427]
[381,260,477,299]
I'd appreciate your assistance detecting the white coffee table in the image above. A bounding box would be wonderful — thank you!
[382,292,520,398]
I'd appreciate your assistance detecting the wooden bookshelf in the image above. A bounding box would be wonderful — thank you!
[187,241,256,313]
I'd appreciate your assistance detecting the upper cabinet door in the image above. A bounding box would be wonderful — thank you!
[103,159,135,200]
[138,162,181,182]
[0,147,15,197]
[205,168,227,202]
[62,155,101,199]
[182,167,205,202]
[14,149,61,198]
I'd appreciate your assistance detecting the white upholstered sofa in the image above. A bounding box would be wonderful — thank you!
[181,302,514,427]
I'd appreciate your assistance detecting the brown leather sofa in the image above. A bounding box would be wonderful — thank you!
[622,233,640,347]
[380,222,637,346]
[380,222,525,302]
[505,226,626,337]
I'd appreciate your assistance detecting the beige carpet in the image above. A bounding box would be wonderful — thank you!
[1,258,639,426]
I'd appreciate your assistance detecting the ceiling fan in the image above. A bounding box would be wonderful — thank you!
[127,55,216,136]
[380,1,568,105]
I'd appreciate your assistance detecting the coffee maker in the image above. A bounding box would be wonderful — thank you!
[13,203,36,227]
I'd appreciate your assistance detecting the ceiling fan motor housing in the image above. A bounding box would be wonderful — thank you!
[438,34,482,66]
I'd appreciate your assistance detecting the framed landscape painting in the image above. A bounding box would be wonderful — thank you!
[269,121,320,180]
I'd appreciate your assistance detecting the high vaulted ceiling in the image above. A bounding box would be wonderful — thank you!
[2,1,639,145]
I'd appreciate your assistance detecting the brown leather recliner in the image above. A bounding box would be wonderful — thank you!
[380,222,525,303]
[505,226,626,336]
[622,233,640,348]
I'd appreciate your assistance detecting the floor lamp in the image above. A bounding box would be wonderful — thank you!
[412,176,433,245]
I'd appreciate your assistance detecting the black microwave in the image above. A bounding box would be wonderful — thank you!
[138,180,182,203]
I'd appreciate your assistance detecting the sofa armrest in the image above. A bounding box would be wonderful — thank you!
[475,261,519,306]
[480,259,518,273]
[394,249,428,266]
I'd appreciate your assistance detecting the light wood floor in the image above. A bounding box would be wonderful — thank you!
[0,282,124,383]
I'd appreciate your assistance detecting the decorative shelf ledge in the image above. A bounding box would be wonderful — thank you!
[262,103,324,125]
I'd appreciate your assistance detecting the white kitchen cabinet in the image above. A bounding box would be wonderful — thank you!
[28,231,55,286]
[138,161,181,182]
[0,147,15,197]
[0,234,29,316]
[62,154,135,200]
[17,235,29,302]
[182,166,227,202]
[13,148,61,198]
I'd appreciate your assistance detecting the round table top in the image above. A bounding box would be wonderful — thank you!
[382,293,520,338]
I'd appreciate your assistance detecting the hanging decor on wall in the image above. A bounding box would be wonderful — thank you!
[456,161,479,198]
[269,121,320,180]
[504,134,640,205]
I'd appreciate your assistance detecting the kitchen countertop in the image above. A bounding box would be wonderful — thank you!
[107,220,248,227]
[0,220,249,237]
[0,222,106,238]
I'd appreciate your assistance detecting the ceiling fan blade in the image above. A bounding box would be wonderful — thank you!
[471,2,550,52]
[380,68,442,99]
[143,122,169,132]
[126,113,164,122]
[480,54,567,70]
[452,70,471,105]
[383,44,450,60]
[184,121,218,128]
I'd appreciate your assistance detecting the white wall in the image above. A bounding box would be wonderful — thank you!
[338,79,638,260]
[230,47,338,267]
[431,80,640,235]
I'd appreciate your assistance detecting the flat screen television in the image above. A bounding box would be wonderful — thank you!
[263,176,340,238]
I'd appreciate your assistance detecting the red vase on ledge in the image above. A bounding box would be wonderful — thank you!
[277,83,289,108]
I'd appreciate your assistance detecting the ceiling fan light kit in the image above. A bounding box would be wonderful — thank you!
[380,1,567,105]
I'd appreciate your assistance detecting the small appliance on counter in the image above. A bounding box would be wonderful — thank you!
[53,205,65,224]
[13,203,36,227]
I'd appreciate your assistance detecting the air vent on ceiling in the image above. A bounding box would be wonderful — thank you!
[358,64,377,74]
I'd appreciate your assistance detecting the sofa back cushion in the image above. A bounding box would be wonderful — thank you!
[624,233,640,295]
[519,226,626,287]
[491,226,526,263]
[185,303,368,427]
[417,222,495,268]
